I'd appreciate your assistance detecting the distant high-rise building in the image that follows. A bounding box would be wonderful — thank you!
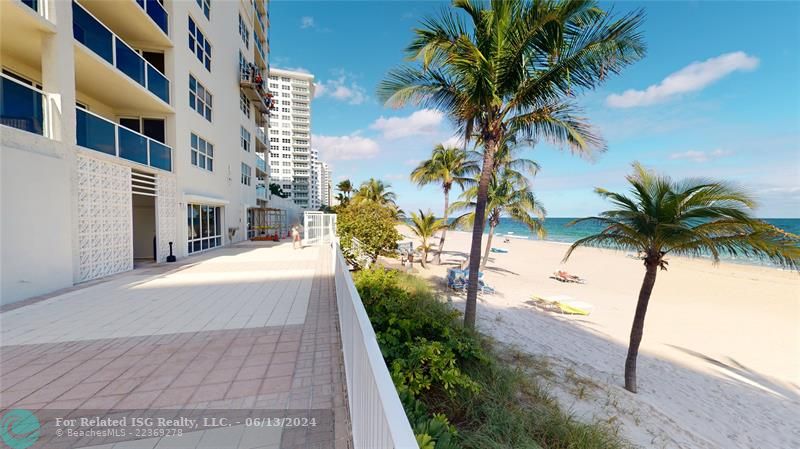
[317,162,333,207]
[265,68,315,209]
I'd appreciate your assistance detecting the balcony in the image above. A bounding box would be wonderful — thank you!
[256,182,268,200]
[77,0,170,48]
[254,9,267,41]
[76,108,172,171]
[254,31,267,68]
[73,2,171,112]
[255,127,269,153]
[239,64,270,114]
[1,73,49,137]
[1,1,55,71]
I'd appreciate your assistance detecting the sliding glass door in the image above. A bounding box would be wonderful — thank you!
[187,204,222,254]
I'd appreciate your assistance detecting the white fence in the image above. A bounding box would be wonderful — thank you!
[332,242,418,449]
[303,211,336,245]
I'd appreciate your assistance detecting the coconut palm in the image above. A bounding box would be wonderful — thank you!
[378,0,646,329]
[563,162,800,393]
[451,170,546,269]
[336,179,353,199]
[411,144,478,264]
[408,209,447,268]
[353,178,398,207]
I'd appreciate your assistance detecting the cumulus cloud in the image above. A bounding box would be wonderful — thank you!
[300,16,315,29]
[606,52,759,108]
[314,73,367,105]
[669,148,732,163]
[370,109,444,140]
[313,134,380,161]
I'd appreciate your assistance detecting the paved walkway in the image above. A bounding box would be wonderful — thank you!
[0,242,350,449]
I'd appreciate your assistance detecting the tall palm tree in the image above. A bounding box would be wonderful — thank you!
[378,0,646,329]
[410,144,477,264]
[451,170,546,269]
[408,210,447,268]
[563,163,800,393]
[353,178,398,207]
[336,179,353,199]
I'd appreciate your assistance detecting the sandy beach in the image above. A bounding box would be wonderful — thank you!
[392,226,800,449]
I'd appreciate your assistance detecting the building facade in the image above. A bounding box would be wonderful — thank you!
[264,67,317,209]
[317,161,332,207]
[0,0,275,305]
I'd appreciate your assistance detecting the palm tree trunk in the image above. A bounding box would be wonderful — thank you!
[421,248,427,268]
[480,224,495,269]
[464,141,496,330]
[435,187,450,265]
[625,263,658,393]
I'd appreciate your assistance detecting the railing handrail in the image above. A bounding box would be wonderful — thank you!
[0,72,47,95]
[332,241,418,449]
[77,107,172,171]
[73,0,169,84]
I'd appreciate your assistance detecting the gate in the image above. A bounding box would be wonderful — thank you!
[303,212,336,245]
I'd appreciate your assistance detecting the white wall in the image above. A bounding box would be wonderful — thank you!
[1,131,74,305]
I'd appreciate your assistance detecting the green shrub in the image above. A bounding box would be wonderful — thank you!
[336,201,401,263]
[353,266,630,449]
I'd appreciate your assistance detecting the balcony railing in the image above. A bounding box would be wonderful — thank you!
[240,64,270,114]
[254,30,267,63]
[76,108,172,171]
[135,0,168,36]
[72,2,170,104]
[256,182,267,200]
[0,74,49,137]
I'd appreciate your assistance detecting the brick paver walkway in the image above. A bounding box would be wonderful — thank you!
[0,242,350,449]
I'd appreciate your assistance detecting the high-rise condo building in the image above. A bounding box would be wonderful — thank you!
[264,67,315,209]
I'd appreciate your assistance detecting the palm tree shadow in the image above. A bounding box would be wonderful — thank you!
[666,344,800,402]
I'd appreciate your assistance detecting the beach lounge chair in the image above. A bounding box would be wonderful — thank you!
[550,270,586,284]
[490,247,509,253]
[530,295,592,315]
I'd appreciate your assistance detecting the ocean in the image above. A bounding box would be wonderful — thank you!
[435,217,800,268]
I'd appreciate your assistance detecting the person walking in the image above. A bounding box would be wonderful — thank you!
[291,224,301,249]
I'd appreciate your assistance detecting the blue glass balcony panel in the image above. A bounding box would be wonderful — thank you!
[1,77,44,135]
[149,140,172,171]
[72,2,113,64]
[118,126,148,165]
[115,39,145,87]
[76,109,115,156]
[145,0,168,35]
[147,65,169,103]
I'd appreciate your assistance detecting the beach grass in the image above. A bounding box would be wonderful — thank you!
[354,267,629,449]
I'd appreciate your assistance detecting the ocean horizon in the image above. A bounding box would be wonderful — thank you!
[410,217,800,268]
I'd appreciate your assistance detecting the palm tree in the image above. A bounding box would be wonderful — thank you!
[408,210,447,268]
[378,0,646,329]
[336,179,353,199]
[451,170,546,269]
[410,144,477,264]
[353,178,398,207]
[563,163,800,393]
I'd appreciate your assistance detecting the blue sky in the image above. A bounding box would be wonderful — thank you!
[269,1,800,217]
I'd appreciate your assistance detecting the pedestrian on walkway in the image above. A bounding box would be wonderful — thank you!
[292,224,301,249]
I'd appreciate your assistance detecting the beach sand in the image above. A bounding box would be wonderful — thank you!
[391,227,800,449]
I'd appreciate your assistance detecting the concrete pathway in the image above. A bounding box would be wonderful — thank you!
[0,242,350,449]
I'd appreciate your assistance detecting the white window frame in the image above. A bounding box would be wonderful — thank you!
[189,74,212,121]
[188,16,212,71]
[190,132,214,172]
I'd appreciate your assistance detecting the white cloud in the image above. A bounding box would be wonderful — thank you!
[441,135,466,149]
[300,16,315,29]
[669,148,732,163]
[370,109,444,140]
[314,73,367,105]
[313,134,380,161]
[606,52,759,108]
[385,173,406,181]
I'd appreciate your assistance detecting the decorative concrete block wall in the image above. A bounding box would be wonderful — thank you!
[76,154,133,282]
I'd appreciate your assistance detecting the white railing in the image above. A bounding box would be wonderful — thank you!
[332,242,418,449]
[303,211,336,245]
